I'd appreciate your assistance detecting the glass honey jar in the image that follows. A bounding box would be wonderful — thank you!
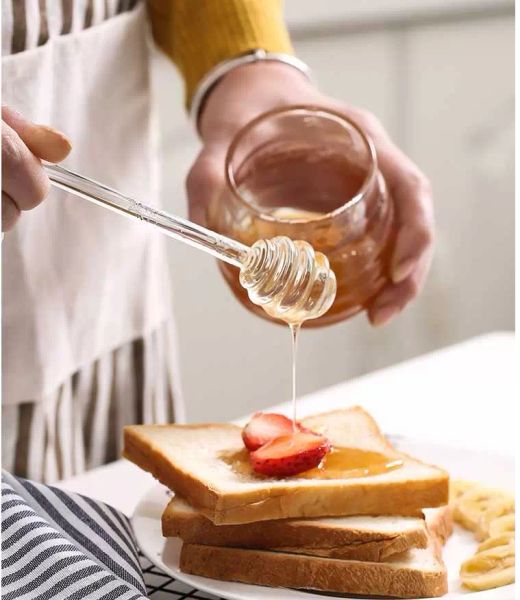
[207,105,396,327]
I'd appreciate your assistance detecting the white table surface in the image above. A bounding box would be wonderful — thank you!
[57,332,515,516]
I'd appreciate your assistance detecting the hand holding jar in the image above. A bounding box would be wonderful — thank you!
[187,62,434,327]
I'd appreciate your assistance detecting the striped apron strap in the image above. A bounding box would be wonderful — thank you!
[2,0,141,56]
[1,471,147,600]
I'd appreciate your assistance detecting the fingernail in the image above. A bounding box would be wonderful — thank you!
[393,258,416,283]
[371,305,398,327]
[28,125,72,163]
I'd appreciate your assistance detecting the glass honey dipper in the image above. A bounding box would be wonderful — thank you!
[44,164,337,324]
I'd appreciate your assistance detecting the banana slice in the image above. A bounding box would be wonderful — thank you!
[476,504,515,541]
[455,482,515,592]
[460,545,515,591]
[477,532,515,553]
[450,479,477,504]
[461,567,515,591]
[488,513,515,538]
[454,487,514,533]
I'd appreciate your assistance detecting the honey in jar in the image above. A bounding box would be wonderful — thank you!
[207,105,396,327]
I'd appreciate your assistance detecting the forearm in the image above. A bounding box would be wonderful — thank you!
[147,0,293,107]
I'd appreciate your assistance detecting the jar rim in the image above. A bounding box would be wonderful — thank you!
[225,105,379,224]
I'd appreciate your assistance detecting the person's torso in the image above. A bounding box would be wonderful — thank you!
[2,0,171,403]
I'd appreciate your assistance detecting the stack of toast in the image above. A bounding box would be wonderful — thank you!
[124,406,452,598]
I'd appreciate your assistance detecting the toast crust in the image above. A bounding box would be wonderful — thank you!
[276,537,424,561]
[124,407,449,524]
[425,505,453,546]
[202,477,447,524]
[179,543,448,598]
[162,496,429,561]
[123,427,222,511]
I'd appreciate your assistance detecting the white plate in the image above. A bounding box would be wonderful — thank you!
[132,437,515,600]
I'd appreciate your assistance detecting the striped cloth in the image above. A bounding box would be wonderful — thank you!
[1,470,147,600]
[2,0,140,56]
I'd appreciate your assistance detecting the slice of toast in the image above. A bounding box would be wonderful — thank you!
[124,406,448,524]
[179,535,448,599]
[424,505,453,546]
[162,494,431,561]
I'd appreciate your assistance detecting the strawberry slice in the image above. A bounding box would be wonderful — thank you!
[250,431,331,477]
[242,412,297,451]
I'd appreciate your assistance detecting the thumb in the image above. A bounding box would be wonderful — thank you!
[2,106,71,163]
[186,144,227,226]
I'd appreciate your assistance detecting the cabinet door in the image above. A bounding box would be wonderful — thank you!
[405,16,514,341]
[293,30,400,140]
[295,16,514,388]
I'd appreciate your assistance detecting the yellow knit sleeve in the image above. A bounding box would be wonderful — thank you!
[147,0,293,108]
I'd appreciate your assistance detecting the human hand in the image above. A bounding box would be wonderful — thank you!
[187,63,434,326]
[2,106,71,231]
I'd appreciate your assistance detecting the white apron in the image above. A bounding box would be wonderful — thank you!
[2,2,184,482]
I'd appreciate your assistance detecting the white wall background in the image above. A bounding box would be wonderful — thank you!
[150,0,514,423]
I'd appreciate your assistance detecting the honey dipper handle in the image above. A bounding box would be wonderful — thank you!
[44,163,248,267]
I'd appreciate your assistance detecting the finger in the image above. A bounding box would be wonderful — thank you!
[368,251,432,326]
[377,142,434,283]
[368,253,431,325]
[186,145,226,226]
[391,219,434,283]
[2,192,21,231]
[2,105,71,163]
[2,121,50,210]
